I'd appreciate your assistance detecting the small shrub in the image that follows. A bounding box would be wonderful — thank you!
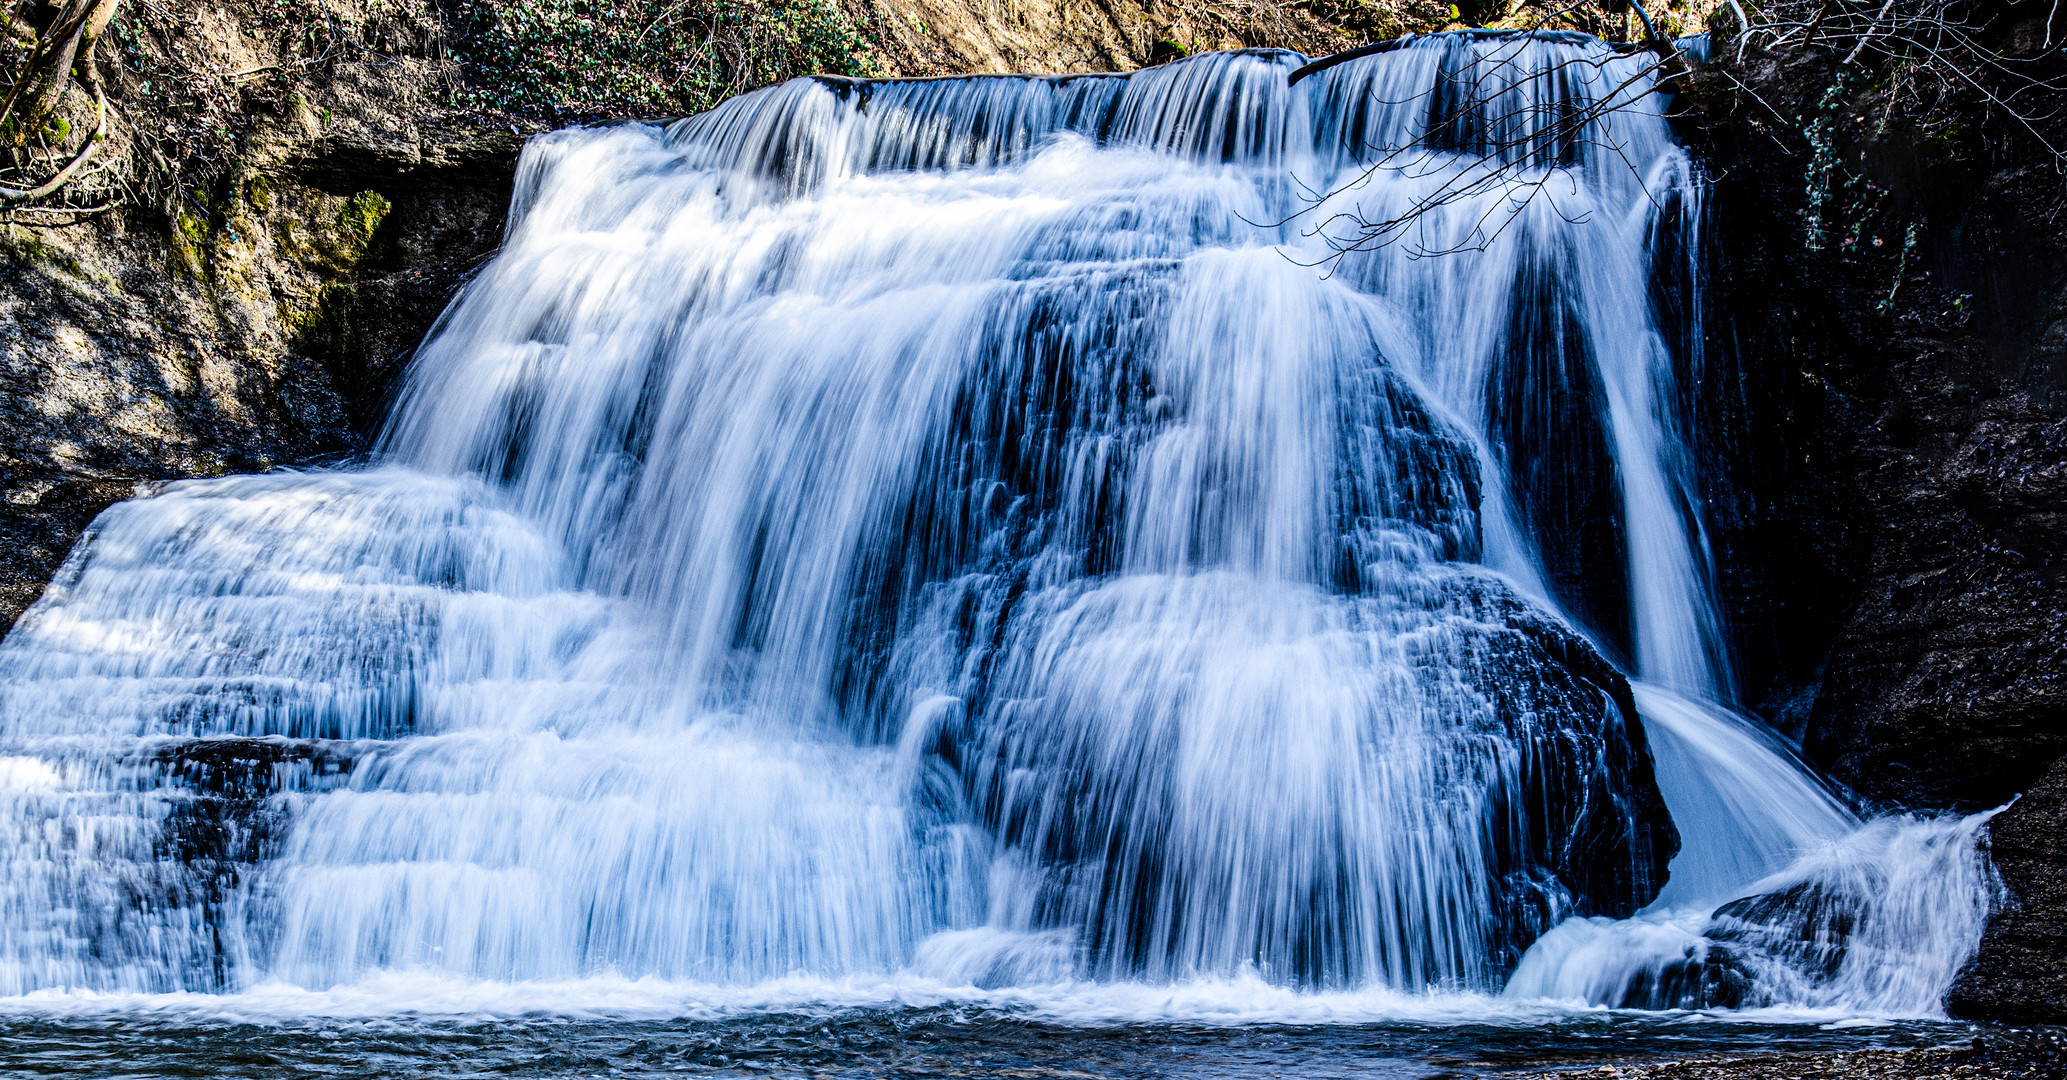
[445,0,872,121]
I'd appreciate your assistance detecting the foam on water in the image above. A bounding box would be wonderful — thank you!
[0,33,2002,1023]
[0,968,1938,1029]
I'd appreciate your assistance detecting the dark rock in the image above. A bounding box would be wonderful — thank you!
[146,737,357,989]
[1490,236,1632,663]
[1680,38,2067,811]
[1611,879,1874,1013]
[1804,411,2067,811]
[1676,18,2067,1023]
[1948,760,2067,1022]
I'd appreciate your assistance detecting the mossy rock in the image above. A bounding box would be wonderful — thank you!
[339,191,392,252]
[171,212,208,278]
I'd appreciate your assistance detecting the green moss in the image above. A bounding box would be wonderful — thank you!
[282,281,357,335]
[272,217,310,263]
[338,190,392,252]
[3,227,60,264]
[4,225,110,285]
[171,212,208,277]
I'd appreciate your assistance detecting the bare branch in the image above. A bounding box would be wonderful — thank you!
[1284,29,1685,263]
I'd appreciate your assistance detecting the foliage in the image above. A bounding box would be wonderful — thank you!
[1711,0,2067,163]
[445,0,872,120]
[1708,0,2067,261]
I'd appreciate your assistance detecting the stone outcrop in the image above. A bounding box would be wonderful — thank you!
[1945,766,2067,1022]
[1677,17,2067,1021]
[0,0,525,633]
[0,142,519,632]
[0,128,519,627]
[1682,40,2067,808]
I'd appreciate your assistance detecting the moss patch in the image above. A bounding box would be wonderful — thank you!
[171,212,209,278]
[339,191,393,252]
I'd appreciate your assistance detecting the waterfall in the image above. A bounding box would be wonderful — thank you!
[0,33,1999,1018]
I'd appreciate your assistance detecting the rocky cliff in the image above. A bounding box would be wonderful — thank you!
[1676,9,2067,1020]
[0,0,525,631]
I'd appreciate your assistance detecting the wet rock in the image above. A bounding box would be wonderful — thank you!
[1948,761,2067,1023]
[958,571,1676,987]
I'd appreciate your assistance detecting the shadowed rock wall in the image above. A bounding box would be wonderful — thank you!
[1677,14,2067,1021]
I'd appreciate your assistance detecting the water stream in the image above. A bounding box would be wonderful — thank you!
[0,32,2004,1061]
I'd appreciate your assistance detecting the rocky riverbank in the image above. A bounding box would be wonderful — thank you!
[1511,1031,2065,1080]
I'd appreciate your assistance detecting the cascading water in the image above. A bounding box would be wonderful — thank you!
[0,32,2002,1021]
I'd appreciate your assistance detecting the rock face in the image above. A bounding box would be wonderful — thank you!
[0,134,518,631]
[1804,411,2067,810]
[1945,766,2067,1022]
[0,0,523,634]
[1682,43,2067,810]
[1677,21,2067,1020]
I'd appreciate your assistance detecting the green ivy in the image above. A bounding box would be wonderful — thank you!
[1801,71,1856,252]
[447,0,872,121]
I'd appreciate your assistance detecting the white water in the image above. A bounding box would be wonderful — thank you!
[0,33,2001,1021]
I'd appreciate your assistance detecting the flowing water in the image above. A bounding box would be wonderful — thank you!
[0,30,2008,1074]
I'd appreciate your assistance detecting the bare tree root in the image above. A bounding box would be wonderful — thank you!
[1,0,124,208]
[0,62,105,202]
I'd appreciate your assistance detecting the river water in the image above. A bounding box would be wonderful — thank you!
[0,1001,1979,1079]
